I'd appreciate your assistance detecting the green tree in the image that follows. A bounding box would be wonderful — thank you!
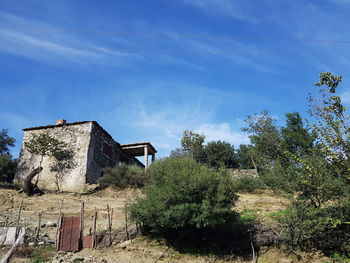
[281,112,316,156]
[0,154,17,183]
[242,110,282,171]
[236,144,255,169]
[0,129,15,155]
[130,157,238,235]
[25,133,68,167]
[169,147,189,158]
[196,140,238,169]
[0,129,17,183]
[277,73,350,256]
[24,133,71,192]
[308,72,350,181]
[180,130,205,157]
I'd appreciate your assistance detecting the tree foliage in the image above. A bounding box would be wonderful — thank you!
[273,73,350,256]
[24,133,68,160]
[238,73,350,256]
[180,130,205,157]
[242,110,283,171]
[169,147,189,158]
[0,154,17,183]
[24,133,72,192]
[308,72,350,182]
[0,129,15,155]
[235,144,255,169]
[242,111,316,173]
[281,112,316,156]
[0,129,17,183]
[196,140,238,169]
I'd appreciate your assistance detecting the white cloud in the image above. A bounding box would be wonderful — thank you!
[129,107,250,156]
[341,90,350,105]
[130,100,214,152]
[196,122,249,147]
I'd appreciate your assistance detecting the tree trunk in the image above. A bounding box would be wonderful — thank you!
[23,167,43,196]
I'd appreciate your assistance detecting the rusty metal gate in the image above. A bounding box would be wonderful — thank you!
[58,216,81,252]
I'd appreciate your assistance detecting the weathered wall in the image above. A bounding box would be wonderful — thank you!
[85,122,121,184]
[15,122,92,192]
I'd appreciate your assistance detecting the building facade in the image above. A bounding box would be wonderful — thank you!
[15,120,156,192]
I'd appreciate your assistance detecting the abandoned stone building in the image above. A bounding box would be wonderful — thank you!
[14,120,157,192]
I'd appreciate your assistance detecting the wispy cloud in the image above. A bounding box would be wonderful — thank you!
[183,39,279,72]
[0,11,139,66]
[94,81,265,157]
[276,2,350,71]
[0,9,287,73]
[182,0,257,22]
[129,106,249,156]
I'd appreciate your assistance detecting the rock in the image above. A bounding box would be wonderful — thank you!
[82,184,100,193]
[117,240,132,249]
[42,221,57,227]
[278,258,293,263]
[71,257,84,262]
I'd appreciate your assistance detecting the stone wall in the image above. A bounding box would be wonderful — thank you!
[228,169,259,178]
[15,122,92,192]
[85,122,120,184]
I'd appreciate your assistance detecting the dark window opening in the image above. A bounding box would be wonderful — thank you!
[102,142,113,158]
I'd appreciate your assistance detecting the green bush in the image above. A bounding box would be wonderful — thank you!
[129,157,239,235]
[233,176,266,193]
[98,164,147,189]
[278,201,350,256]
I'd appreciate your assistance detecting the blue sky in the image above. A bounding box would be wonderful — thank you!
[1,0,350,159]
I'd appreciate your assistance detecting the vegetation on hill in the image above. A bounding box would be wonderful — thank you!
[2,72,349,260]
[165,72,350,258]
[242,72,350,257]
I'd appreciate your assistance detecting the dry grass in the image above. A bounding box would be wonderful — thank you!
[0,188,334,263]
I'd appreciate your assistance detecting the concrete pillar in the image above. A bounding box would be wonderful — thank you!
[152,153,155,163]
[144,146,149,169]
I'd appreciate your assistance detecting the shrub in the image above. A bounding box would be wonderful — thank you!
[278,201,350,256]
[232,176,266,193]
[98,164,147,189]
[129,157,239,235]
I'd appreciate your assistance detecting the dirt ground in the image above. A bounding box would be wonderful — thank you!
[0,188,333,263]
